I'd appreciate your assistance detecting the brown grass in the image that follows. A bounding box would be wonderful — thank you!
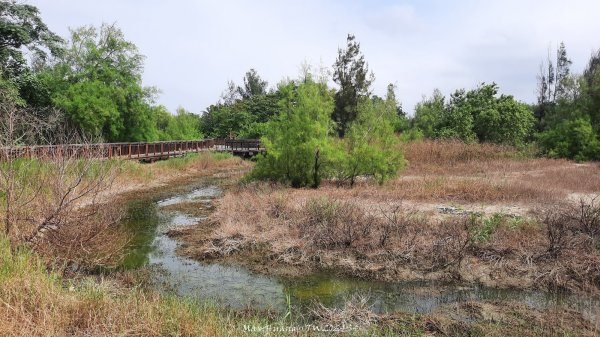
[200,184,600,297]
[114,152,250,186]
[193,140,600,296]
[402,139,519,171]
[1,236,340,337]
[392,140,600,204]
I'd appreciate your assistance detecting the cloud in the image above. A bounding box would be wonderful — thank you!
[30,0,600,115]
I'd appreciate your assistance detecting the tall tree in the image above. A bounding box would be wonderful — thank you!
[535,42,572,130]
[237,68,268,99]
[50,24,158,141]
[339,94,404,186]
[433,83,533,146]
[554,42,572,101]
[332,34,374,137]
[413,89,445,138]
[583,49,600,130]
[385,83,407,132]
[0,1,63,78]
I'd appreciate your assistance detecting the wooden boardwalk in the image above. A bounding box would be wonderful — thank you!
[1,139,264,161]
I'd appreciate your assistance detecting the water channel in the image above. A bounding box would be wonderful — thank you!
[119,178,599,320]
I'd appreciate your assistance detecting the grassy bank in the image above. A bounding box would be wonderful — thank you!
[166,140,600,335]
[0,152,428,336]
[112,151,251,189]
[0,236,312,336]
[2,145,599,336]
[3,235,597,336]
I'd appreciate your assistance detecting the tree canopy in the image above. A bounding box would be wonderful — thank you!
[0,0,63,77]
[1,2,598,164]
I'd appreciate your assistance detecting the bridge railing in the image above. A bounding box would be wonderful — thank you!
[0,139,262,161]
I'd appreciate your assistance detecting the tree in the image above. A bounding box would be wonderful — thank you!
[200,103,251,138]
[538,117,600,161]
[251,76,335,188]
[157,107,202,140]
[554,42,573,101]
[0,88,123,266]
[412,89,445,138]
[438,88,476,142]
[475,94,534,146]
[385,83,408,132]
[237,68,268,99]
[237,92,281,138]
[583,49,600,130]
[337,94,405,186]
[437,83,534,146]
[535,43,572,130]
[49,24,158,141]
[0,1,63,77]
[332,34,374,137]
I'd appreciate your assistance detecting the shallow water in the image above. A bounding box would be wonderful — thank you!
[119,180,600,319]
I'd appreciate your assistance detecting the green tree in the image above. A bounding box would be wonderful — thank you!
[201,72,281,139]
[440,83,533,146]
[49,24,158,141]
[479,95,534,146]
[412,89,445,138]
[338,93,405,186]
[0,1,63,77]
[236,68,268,99]
[200,103,251,138]
[538,117,600,161]
[332,34,374,137]
[535,43,572,130]
[385,83,408,132]
[52,80,122,139]
[251,77,335,188]
[158,107,202,140]
[583,49,600,131]
[438,88,476,142]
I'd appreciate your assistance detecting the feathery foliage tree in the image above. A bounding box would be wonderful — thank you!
[251,76,336,188]
[338,92,405,186]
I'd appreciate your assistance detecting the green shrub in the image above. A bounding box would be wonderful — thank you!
[251,78,336,188]
[538,117,600,161]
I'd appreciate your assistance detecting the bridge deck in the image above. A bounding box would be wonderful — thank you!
[0,139,264,161]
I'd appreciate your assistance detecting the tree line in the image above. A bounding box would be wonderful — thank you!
[0,1,200,142]
[1,1,599,165]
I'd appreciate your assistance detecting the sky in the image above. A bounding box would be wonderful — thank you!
[31,0,600,115]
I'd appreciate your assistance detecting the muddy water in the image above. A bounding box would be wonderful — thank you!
[120,180,600,319]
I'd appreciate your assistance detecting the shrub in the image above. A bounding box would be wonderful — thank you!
[335,97,405,186]
[299,197,374,248]
[251,78,336,188]
[538,117,600,161]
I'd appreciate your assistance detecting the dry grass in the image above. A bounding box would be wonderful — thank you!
[114,152,250,186]
[203,185,600,297]
[0,236,347,337]
[197,142,600,295]
[392,140,600,204]
[402,139,520,172]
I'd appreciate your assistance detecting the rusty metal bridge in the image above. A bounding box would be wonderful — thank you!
[1,139,263,161]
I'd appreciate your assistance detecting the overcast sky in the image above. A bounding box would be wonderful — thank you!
[31,0,600,115]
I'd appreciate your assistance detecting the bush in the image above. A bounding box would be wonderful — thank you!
[250,77,336,188]
[299,197,374,248]
[335,97,405,186]
[538,117,600,161]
